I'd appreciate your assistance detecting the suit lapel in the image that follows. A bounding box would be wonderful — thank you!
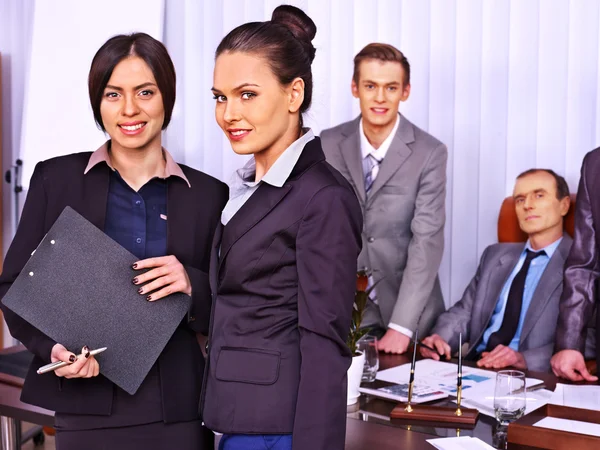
[520,237,571,344]
[166,177,194,259]
[469,247,522,352]
[339,118,366,204]
[219,182,293,269]
[209,224,222,293]
[367,115,414,202]
[81,165,110,231]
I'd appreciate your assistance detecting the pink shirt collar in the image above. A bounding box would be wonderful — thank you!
[84,141,191,188]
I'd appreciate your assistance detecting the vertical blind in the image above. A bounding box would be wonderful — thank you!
[2,0,600,310]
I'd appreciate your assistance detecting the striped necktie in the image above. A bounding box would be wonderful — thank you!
[363,154,381,195]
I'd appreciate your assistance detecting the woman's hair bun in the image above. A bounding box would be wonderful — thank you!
[216,4,317,115]
[272,5,317,60]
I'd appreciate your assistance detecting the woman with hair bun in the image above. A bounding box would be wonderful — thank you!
[202,5,363,450]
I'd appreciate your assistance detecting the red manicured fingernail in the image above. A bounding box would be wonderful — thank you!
[146,295,152,301]
[69,355,76,363]
[132,277,139,284]
[85,352,91,359]
[138,287,143,294]
[132,263,138,269]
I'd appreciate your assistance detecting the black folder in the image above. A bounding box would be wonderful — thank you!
[2,206,190,394]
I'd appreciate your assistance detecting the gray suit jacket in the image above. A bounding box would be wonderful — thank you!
[431,236,573,372]
[321,115,447,335]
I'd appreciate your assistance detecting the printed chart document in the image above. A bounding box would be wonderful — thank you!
[550,384,600,411]
[376,360,497,394]
[427,436,495,450]
[534,417,600,437]
[376,360,543,395]
[358,379,448,403]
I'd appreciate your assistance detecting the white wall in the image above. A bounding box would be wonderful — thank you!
[19,0,165,189]
[3,0,600,345]
[0,0,34,345]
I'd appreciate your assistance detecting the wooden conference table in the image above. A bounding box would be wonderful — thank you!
[0,346,591,450]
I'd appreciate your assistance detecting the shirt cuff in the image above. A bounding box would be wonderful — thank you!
[388,323,414,338]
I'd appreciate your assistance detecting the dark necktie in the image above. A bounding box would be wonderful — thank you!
[486,249,545,351]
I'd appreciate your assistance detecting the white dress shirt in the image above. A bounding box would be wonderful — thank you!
[221,130,315,226]
[359,114,400,173]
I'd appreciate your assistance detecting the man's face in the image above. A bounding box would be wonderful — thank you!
[513,171,570,238]
[352,59,410,129]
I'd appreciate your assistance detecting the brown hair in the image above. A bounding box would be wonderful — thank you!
[88,32,176,131]
[516,169,570,200]
[353,43,410,86]
[215,5,316,123]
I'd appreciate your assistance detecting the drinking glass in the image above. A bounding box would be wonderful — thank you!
[357,335,379,382]
[493,370,526,425]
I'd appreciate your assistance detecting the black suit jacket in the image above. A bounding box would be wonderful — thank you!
[0,151,228,423]
[201,138,363,450]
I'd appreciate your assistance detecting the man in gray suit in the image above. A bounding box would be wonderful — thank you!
[421,169,572,372]
[321,43,447,354]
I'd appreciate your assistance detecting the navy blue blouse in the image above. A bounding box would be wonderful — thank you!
[105,171,168,260]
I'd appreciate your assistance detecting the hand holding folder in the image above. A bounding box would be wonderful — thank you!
[2,207,190,394]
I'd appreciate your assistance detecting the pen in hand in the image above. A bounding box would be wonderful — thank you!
[37,347,107,374]
[418,341,448,359]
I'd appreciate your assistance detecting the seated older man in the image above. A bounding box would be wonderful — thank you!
[420,169,572,372]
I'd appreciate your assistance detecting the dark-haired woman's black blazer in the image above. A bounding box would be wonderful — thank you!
[0,152,227,424]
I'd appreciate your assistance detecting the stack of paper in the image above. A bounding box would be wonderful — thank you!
[427,436,495,450]
[549,384,600,411]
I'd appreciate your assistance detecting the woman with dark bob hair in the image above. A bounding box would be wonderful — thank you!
[0,33,227,449]
[202,5,362,450]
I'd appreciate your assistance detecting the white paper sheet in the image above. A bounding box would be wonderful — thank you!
[459,387,553,418]
[550,384,600,411]
[534,417,600,437]
[427,436,496,450]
